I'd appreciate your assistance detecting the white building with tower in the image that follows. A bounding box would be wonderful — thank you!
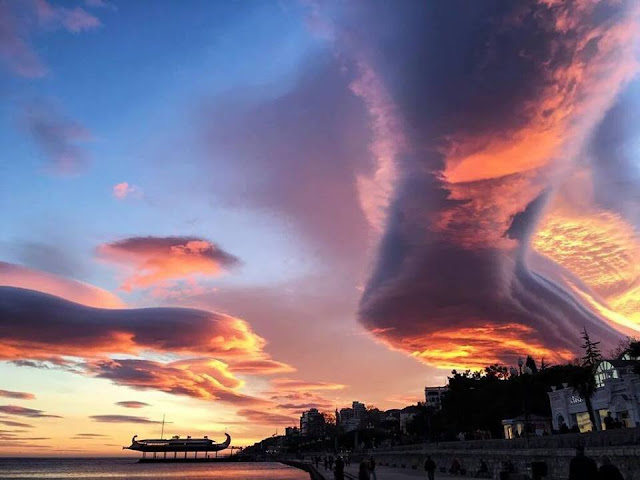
[548,358,640,432]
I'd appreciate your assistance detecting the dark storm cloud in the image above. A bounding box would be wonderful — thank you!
[336,0,640,366]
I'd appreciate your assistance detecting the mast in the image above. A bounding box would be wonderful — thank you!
[161,414,165,440]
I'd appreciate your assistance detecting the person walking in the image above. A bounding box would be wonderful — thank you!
[569,446,598,480]
[424,455,436,480]
[598,455,624,480]
[369,456,377,480]
[334,455,345,480]
[358,458,370,480]
[603,412,615,431]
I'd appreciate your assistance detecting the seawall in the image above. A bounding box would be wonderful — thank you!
[369,429,640,479]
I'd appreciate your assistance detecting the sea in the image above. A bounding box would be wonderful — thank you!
[0,459,309,480]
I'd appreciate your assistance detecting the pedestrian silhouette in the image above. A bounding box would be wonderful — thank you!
[358,458,370,480]
[598,455,624,480]
[603,412,614,431]
[424,455,436,480]
[569,446,598,480]
[334,455,345,480]
[369,456,377,480]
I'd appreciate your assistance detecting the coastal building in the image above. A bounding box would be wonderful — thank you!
[399,405,422,434]
[548,358,640,432]
[424,386,448,410]
[336,401,367,432]
[300,408,325,437]
[285,426,299,437]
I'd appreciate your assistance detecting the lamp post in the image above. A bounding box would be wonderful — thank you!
[518,357,524,376]
[522,365,533,438]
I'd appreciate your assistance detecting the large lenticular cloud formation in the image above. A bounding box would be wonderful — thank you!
[344,0,640,368]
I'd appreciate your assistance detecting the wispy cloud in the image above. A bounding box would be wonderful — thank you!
[90,415,161,424]
[0,390,36,400]
[0,405,61,418]
[22,101,92,175]
[115,401,150,409]
[0,0,103,78]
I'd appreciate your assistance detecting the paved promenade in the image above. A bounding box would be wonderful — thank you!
[314,463,469,480]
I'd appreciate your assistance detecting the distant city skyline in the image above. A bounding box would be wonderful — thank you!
[1,0,639,456]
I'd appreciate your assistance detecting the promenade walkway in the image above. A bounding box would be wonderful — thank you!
[313,463,469,480]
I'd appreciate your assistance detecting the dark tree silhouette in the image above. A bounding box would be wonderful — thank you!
[525,356,538,374]
[581,327,602,367]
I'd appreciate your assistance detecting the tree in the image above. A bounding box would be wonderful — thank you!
[539,358,549,370]
[525,355,538,374]
[581,327,602,367]
[485,364,510,379]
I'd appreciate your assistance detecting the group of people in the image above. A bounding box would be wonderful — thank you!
[603,412,627,431]
[357,456,377,480]
[420,448,625,480]
[569,446,624,480]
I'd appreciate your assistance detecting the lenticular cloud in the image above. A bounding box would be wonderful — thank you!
[338,0,640,368]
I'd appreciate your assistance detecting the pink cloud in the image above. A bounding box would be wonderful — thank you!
[0,390,36,400]
[97,236,239,291]
[0,261,123,308]
[112,182,141,200]
[115,401,149,409]
[0,1,103,77]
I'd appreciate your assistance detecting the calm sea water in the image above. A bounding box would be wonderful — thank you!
[0,459,309,480]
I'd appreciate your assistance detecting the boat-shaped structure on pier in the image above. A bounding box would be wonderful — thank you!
[124,433,231,461]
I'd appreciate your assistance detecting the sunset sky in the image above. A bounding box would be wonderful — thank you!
[1,0,640,456]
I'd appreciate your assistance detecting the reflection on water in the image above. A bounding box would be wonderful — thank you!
[0,458,309,480]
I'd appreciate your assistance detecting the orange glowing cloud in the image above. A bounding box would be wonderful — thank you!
[271,378,345,392]
[0,286,295,407]
[228,359,296,375]
[442,1,639,185]
[97,236,239,291]
[87,358,267,406]
[534,208,639,297]
[401,324,574,370]
[354,0,640,371]
[0,286,276,363]
[533,201,640,333]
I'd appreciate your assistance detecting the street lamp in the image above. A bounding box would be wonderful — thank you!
[518,357,524,375]
[521,365,533,437]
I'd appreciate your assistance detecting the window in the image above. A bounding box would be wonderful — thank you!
[594,361,619,388]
